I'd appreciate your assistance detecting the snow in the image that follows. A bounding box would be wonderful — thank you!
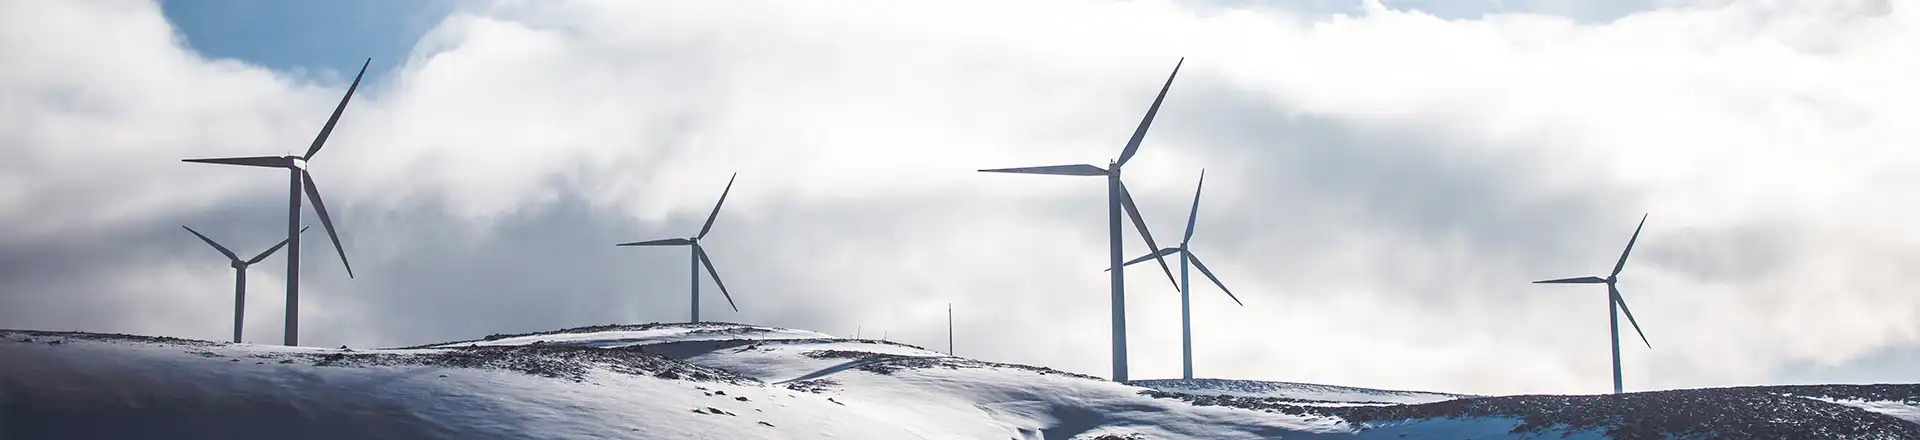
[1,334,905,439]
[1131,378,1469,405]
[1,327,1343,439]
[7,325,1916,439]
[434,326,1346,438]
[1806,396,1920,425]
[441,324,834,348]
[686,340,947,383]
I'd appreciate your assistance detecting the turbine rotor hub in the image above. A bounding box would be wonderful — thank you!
[289,157,308,170]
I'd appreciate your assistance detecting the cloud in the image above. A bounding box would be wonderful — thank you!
[1,0,1917,395]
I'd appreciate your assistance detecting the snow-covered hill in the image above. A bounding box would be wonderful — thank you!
[3,323,1917,439]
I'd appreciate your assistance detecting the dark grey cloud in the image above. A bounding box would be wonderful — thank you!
[1148,81,1641,300]
[0,170,1106,366]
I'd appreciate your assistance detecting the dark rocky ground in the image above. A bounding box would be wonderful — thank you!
[1128,378,1476,402]
[1145,384,1920,439]
[4,329,223,347]
[4,328,758,386]
[300,345,759,385]
[415,321,798,348]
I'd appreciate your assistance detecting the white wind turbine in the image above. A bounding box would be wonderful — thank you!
[182,58,369,346]
[1112,170,1242,380]
[1533,214,1653,394]
[617,173,742,322]
[182,226,303,343]
[979,59,1188,382]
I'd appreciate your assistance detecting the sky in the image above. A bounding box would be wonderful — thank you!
[1,0,1915,396]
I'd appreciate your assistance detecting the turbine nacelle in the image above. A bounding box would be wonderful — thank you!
[289,157,308,170]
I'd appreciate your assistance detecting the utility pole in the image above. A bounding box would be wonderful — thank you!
[948,303,955,356]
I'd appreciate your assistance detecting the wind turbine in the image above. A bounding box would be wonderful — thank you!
[1112,169,1242,380]
[183,58,369,347]
[979,58,1186,382]
[1533,214,1652,394]
[617,173,741,323]
[183,225,307,343]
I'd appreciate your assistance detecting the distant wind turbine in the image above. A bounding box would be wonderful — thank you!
[183,58,369,347]
[1533,214,1652,394]
[979,58,1187,382]
[183,226,306,343]
[617,173,741,323]
[1111,169,1242,380]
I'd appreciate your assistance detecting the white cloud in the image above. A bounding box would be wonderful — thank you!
[2,0,1917,396]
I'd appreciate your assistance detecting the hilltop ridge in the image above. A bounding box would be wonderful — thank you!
[3,323,1917,439]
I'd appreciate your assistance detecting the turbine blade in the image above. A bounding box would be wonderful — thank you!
[698,173,737,239]
[696,246,738,312]
[1105,247,1182,272]
[1119,181,1179,290]
[182,156,288,168]
[1533,276,1607,284]
[977,164,1107,176]
[616,238,692,246]
[302,172,353,278]
[1187,251,1243,306]
[1183,169,1204,243]
[247,226,309,265]
[304,58,371,160]
[1611,284,1651,349]
[181,226,239,262]
[1611,214,1648,278]
[1114,57,1183,167]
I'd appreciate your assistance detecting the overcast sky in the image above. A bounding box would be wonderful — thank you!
[2,0,1915,396]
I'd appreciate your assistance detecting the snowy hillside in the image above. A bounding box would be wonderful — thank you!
[4,323,1918,439]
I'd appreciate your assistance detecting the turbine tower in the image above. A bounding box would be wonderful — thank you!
[1112,170,1242,380]
[617,173,741,323]
[1533,214,1652,394]
[183,225,306,343]
[979,58,1186,382]
[183,58,368,347]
